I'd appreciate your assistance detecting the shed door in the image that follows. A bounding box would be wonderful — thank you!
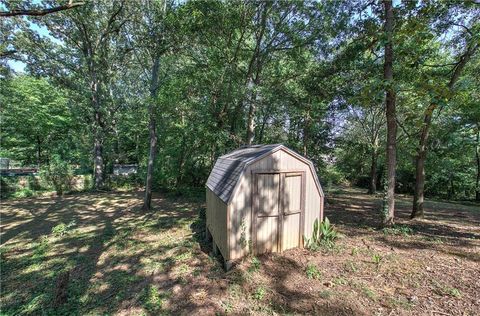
[254,173,280,254]
[281,173,304,251]
[254,172,304,254]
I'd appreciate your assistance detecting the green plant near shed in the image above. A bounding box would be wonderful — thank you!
[304,217,338,251]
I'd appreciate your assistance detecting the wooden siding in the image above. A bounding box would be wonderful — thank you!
[255,216,279,253]
[228,149,322,260]
[257,174,280,216]
[282,212,301,251]
[206,187,229,259]
[285,174,302,212]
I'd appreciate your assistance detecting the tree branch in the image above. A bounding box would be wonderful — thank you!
[0,2,84,17]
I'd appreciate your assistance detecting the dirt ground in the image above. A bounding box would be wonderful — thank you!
[1,187,479,315]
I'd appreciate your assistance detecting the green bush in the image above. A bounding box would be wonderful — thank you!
[40,156,74,195]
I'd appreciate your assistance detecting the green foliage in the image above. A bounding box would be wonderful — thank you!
[249,257,261,273]
[383,225,414,236]
[1,0,479,203]
[252,286,266,301]
[304,217,338,251]
[40,156,74,195]
[0,76,75,165]
[12,187,35,198]
[372,253,382,266]
[305,263,322,280]
[51,221,76,237]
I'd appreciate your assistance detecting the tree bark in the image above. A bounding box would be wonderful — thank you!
[36,136,42,168]
[303,101,311,157]
[91,76,105,190]
[93,112,104,189]
[245,78,257,145]
[368,146,378,194]
[476,123,480,201]
[143,57,160,211]
[383,0,396,226]
[245,3,268,145]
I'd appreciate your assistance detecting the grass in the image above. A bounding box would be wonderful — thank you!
[1,187,479,315]
[0,191,217,315]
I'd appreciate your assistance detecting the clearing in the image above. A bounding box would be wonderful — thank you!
[1,187,479,315]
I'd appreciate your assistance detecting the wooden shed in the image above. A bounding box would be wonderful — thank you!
[206,144,324,268]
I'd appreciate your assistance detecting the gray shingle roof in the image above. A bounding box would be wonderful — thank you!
[207,144,282,203]
[206,144,284,203]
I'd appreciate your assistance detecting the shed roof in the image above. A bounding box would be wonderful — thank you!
[206,144,323,204]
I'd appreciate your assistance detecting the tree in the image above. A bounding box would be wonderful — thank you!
[24,1,130,189]
[125,0,176,210]
[382,0,396,226]
[0,76,72,165]
[410,4,479,218]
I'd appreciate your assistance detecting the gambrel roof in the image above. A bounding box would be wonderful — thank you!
[206,144,323,203]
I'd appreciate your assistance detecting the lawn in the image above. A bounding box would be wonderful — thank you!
[1,188,479,315]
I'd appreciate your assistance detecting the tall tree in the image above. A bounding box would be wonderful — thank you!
[24,1,129,189]
[125,0,175,210]
[382,0,396,226]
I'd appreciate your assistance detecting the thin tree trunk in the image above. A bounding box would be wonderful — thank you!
[368,147,378,194]
[91,78,104,190]
[36,136,41,168]
[246,78,256,145]
[93,124,104,189]
[143,57,160,211]
[303,101,311,157]
[476,123,480,201]
[411,104,436,218]
[245,3,268,145]
[383,0,396,226]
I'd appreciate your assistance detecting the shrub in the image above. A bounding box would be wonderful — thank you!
[40,156,74,195]
[12,188,34,198]
[304,217,338,251]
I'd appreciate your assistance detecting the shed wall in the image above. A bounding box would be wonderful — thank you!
[206,187,228,259]
[229,149,323,260]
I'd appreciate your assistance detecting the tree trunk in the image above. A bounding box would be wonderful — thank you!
[93,125,104,190]
[245,78,256,145]
[411,104,436,218]
[244,3,268,145]
[303,101,311,157]
[36,136,41,168]
[368,147,378,194]
[383,0,396,226]
[92,88,104,190]
[476,123,480,201]
[143,57,160,211]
